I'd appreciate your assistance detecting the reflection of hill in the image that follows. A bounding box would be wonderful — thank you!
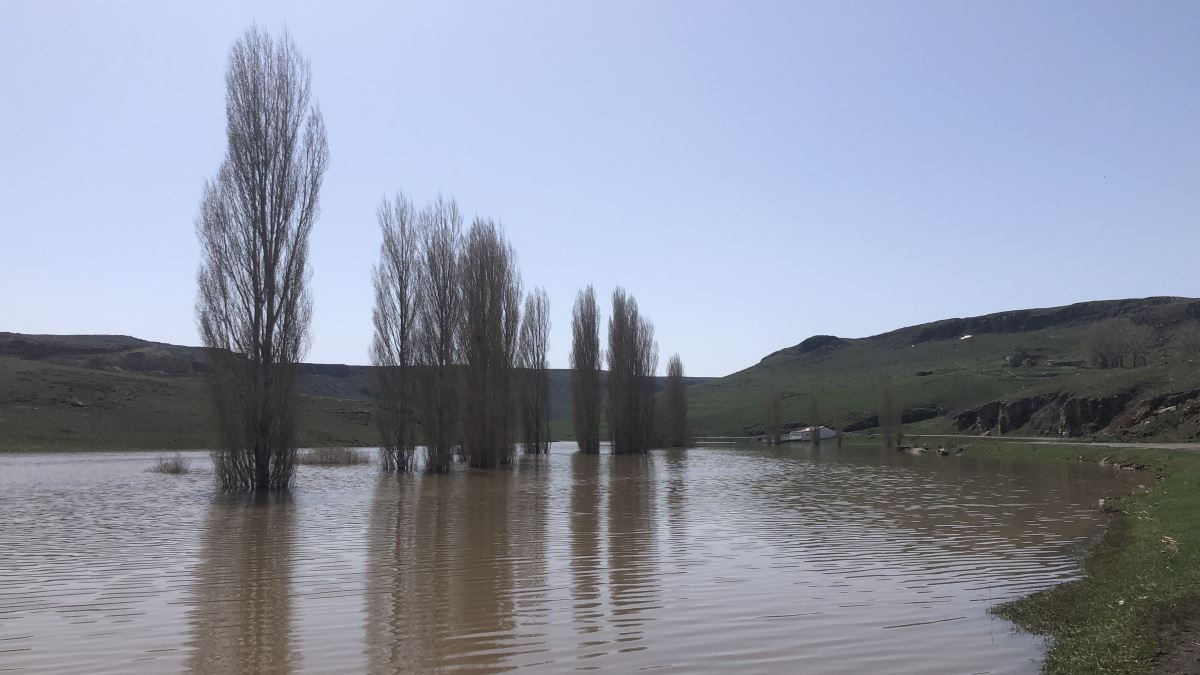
[185,496,296,673]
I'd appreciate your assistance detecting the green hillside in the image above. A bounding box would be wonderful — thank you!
[0,333,707,451]
[687,296,1200,440]
[4,297,1199,451]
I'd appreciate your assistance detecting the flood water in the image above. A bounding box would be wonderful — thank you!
[0,443,1139,673]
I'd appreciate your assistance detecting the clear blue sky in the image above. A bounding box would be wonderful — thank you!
[2,1,1197,376]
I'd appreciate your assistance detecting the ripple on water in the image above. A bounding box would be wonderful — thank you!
[0,444,1137,673]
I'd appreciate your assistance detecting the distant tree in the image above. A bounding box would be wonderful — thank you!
[1082,318,1153,369]
[371,192,421,472]
[458,219,522,468]
[879,377,902,450]
[570,286,602,454]
[518,288,551,454]
[414,197,462,472]
[662,354,689,447]
[1122,321,1153,367]
[1170,322,1200,365]
[606,288,659,454]
[808,395,821,449]
[764,393,783,444]
[195,26,329,492]
[1082,319,1121,369]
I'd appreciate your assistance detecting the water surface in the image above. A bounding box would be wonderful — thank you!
[0,444,1137,673]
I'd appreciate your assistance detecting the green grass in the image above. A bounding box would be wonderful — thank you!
[0,357,379,452]
[7,297,1199,448]
[686,321,1200,438]
[937,439,1200,674]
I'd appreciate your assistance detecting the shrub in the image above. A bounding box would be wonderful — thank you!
[150,453,192,474]
[297,446,370,466]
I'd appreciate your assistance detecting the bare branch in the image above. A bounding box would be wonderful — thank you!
[662,354,689,447]
[195,25,327,492]
[371,191,420,472]
[570,286,603,454]
[519,288,551,454]
[606,288,658,454]
[458,218,522,468]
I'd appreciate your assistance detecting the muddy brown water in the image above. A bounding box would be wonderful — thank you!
[0,444,1139,673]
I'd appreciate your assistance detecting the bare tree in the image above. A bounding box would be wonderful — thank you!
[371,192,421,472]
[1082,317,1154,369]
[1082,319,1122,369]
[414,197,462,472]
[195,26,328,492]
[607,288,659,454]
[458,218,522,468]
[662,354,689,447]
[1171,322,1200,365]
[808,394,821,449]
[518,288,551,454]
[764,392,783,444]
[570,286,602,454]
[879,377,902,450]
[1122,321,1153,367]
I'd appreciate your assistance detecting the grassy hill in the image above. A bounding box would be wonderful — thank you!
[686,296,1200,440]
[0,332,708,451]
[4,296,1199,451]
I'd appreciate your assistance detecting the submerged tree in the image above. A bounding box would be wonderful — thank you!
[519,288,551,454]
[458,219,522,468]
[195,26,328,492]
[371,192,421,472]
[414,197,462,472]
[607,288,658,454]
[764,392,783,444]
[662,353,689,447]
[570,286,602,454]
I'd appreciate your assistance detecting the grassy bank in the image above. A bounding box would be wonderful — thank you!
[940,439,1200,674]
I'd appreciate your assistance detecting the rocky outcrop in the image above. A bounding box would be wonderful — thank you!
[797,335,847,353]
[955,391,1136,437]
[760,334,848,362]
[954,395,1055,434]
[1121,389,1200,425]
[1054,393,1136,436]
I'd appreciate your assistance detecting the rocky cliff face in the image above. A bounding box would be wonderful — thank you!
[954,391,1137,437]
[1105,389,1200,440]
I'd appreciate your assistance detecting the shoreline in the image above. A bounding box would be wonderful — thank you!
[955,440,1199,674]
